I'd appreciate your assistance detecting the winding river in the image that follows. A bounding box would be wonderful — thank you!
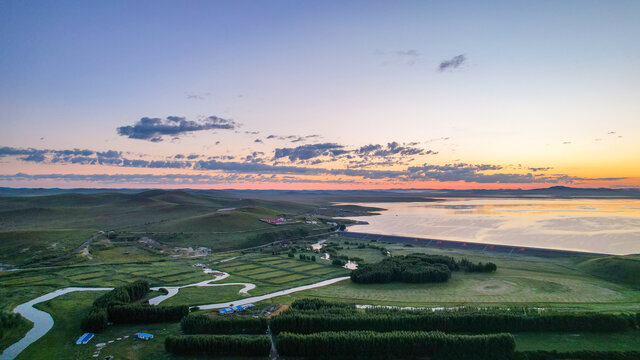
[0,271,349,360]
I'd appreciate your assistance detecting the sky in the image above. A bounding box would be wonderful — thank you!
[1,0,639,189]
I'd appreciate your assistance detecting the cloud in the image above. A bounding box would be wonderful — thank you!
[265,134,321,143]
[2,146,618,186]
[96,150,121,158]
[117,116,237,142]
[563,141,572,145]
[186,92,211,100]
[254,139,263,143]
[274,143,345,161]
[376,49,422,65]
[22,154,46,162]
[529,167,552,172]
[356,142,435,158]
[439,54,466,71]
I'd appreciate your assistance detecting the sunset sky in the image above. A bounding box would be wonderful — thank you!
[1,0,639,189]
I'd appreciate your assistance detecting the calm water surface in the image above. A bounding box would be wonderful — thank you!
[344,198,640,255]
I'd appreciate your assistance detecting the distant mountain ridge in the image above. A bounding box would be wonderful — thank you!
[0,186,638,199]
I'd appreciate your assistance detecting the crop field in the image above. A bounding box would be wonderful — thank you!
[0,256,214,311]
[160,285,249,307]
[215,254,348,288]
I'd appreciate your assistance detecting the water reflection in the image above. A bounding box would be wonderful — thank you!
[341,198,640,255]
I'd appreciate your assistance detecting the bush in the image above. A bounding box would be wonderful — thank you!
[0,311,25,338]
[332,259,345,266]
[165,335,270,356]
[276,331,515,360]
[181,315,268,334]
[80,308,108,332]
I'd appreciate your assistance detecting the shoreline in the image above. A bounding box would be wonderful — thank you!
[340,231,613,257]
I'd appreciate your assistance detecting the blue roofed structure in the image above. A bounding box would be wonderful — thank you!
[75,332,94,345]
[135,333,154,340]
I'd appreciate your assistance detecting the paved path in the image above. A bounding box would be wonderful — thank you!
[148,272,256,305]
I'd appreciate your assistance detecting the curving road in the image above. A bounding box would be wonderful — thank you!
[148,272,256,305]
[0,287,113,360]
[0,271,349,360]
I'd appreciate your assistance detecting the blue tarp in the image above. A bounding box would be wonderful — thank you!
[76,332,94,345]
[135,333,154,340]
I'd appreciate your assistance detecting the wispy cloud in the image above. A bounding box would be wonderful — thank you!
[186,92,211,100]
[117,116,237,142]
[439,54,466,71]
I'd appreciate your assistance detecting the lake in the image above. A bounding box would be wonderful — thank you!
[343,198,640,255]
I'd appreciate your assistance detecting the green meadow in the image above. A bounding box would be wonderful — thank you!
[1,190,639,359]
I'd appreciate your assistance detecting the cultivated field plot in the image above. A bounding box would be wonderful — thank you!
[0,258,214,310]
[215,254,348,287]
[160,284,249,307]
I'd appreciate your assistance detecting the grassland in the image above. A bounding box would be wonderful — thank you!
[273,237,640,312]
[514,331,640,351]
[14,291,185,360]
[0,190,351,267]
[2,190,640,358]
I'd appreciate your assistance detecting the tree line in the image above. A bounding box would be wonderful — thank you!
[181,315,268,334]
[269,311,638,334]
[165,335,271,356]
[82,280,154,332]
[108,304,189,324]
[351,253,497,284]
[276,330,515,360]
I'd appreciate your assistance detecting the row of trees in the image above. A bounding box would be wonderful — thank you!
[516,351,640,360]
[298,254,316,261]
[81,280,151,332]
[276,331,515,360]
[290,299,355,311]
[350,253,496,284]
[164,335,271,356]
[108,304,189,324]
[93,280,150,308]
[269,311,638,334]
[459,258,497,272]
[181,315,268,334]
